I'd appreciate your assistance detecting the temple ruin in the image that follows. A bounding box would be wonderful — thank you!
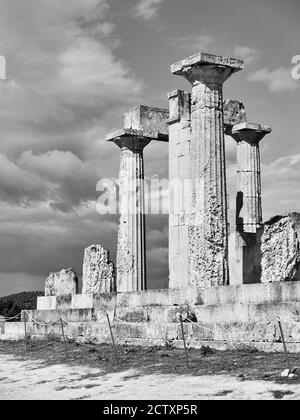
[1,51,300,352]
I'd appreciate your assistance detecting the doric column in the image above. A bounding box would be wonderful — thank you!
[107,130,150,292]
[167,90,191,288]
[171,52,244,287]
[230,122,272,233]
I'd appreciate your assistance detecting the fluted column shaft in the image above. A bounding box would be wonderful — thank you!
[230,123,272,233]
[237,141,262,232]
[172,55,244,287]
[167,90,191,289]
[189,69,230,286]
[114,136,150,292]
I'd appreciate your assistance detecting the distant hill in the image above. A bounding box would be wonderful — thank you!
[0,291,43,320]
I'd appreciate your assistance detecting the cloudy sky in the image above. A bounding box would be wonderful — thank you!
[0,0,299,296]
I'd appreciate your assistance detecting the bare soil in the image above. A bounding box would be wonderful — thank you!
[0,338,299,400]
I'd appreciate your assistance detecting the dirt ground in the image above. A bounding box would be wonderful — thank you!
[0,338,299,400]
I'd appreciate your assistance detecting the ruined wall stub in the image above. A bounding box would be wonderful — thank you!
[82,245,116,294]
[167,90,191,288]
[261,213,300,283]
[171,52,244,287]
[45,268,79,297]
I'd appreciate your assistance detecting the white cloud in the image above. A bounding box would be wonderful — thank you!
[132,0,164,21]
[169,34,214,52]
[0,0,143,157]
[232,46,262,65]
[248,67,299,92]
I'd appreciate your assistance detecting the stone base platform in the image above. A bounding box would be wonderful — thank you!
[1,283,300,353]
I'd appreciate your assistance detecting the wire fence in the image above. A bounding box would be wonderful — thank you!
[2,308,300,351]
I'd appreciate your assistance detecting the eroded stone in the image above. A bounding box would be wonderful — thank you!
[82,245,116,294]
[45,268,79,297]
[261,213,300,283]
[171,52,245,287]
[223,99,247,132]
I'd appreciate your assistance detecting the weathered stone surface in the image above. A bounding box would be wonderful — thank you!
[171,52,244,75]
[171,52,244,288]
[124,105,169,141]
[45,268,79,297]
[167,90,191,288]
[261,214,300,283]
[108,134,150,293]
[223,99,247,132]
[107,105,169,293]
[230,123,272,233]
[229,229,262,285]
[82,245,116,294]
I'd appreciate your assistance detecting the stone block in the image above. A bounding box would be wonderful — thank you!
[204,282,300,306]
[37,296,57,310]
[124,105,169,139]
[261,213,300,283]
[171,52,244,75]
[45,268,79,297]
[72,294,94,309]
[82,245,116,294]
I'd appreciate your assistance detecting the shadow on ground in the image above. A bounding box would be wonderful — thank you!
[0,338,299,388]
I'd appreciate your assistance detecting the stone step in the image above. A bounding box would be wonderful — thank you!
[37,293,116,311]
[8,319,297,344]
[116,288,204,308]
[194,301,300,323]
[115,300,300,324]
[115,305,182,323]
[21,308,109,323]
[205,282,300,306]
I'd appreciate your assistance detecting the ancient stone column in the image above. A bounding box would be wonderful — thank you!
[107,106,168,293]
[230,122,272,233]
[167,90,191,288]
[107,130,150,293]
[171,52,244,287]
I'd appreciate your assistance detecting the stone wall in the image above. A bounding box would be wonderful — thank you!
[82,245,116,294]
[45,268,79,297]
[261,213,300,283]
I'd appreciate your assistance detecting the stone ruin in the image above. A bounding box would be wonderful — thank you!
[82,245,116,294]
[2,51,300,352]
[45,269,79,297]
[261,213,300,283]
[44,245,116,297]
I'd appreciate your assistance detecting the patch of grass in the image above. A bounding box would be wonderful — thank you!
[272,390,294,400]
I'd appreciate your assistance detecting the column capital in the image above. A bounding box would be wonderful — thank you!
[171,52,244,86]
[106,129,151,152]
[230,122,272,144]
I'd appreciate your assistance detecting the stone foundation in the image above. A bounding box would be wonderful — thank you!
[2,283,300,353]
